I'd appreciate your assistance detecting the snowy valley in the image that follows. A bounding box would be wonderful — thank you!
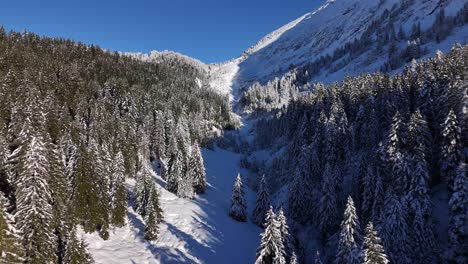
[0,0,467,264]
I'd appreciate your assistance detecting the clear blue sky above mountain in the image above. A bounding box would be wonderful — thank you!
[1,0,322,63]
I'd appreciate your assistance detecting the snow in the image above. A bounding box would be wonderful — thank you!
[80,147,261,264]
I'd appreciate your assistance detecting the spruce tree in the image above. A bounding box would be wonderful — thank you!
[229,174,247,222]
[144,185,163,241]
[276,208,294,261]
[134,167,152,217]
[110,151,127,227]
[363,222,389,264]
[166,149,183,194]
[252,175,271,227]
[63,227,94,264]
[15,131,57,263]
[440,109,463,190]
[0,194,23,263]
[335,196,362,264]
[255,207,285,264]
[445,162,467,263]
[319,163,339,238]
[189,143,206,194]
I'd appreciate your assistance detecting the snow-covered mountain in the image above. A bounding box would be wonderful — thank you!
[208,0,468,100]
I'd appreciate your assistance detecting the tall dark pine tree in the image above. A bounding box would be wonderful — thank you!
[440,109,463,190]
[144,185,163,241]
[229,174,247,222]
[335,196,362,264]
[110,151,127,227]
[252,175,271,227]
[189,143,206,194]
[134,166,153,217]
[363,222,389,264]
[166,147,183,194]
[255,207,285,264]
[319,163,339,239]
[445,162,467,264]
[62,227,94,264]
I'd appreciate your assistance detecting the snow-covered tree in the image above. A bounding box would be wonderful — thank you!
[276,208,294,261]
[134,167,152,216]
[379,192,410,264]
[252,175,271,227]
[335,196,362,264]
[63,228,94,264]
[229,174,247,222]
[445,162,467,263]
[189,143,206,194]
[166,148,183,194]
[363,222,389,264]
[15,134,57,263]
[290,252,298,264]
[319,163,339,238]
[440,109,463,190]
[0,194,23,263]
[177,169,194,199]
[255,207,285,264]
[110,151,127,227]
[144,185,163,241]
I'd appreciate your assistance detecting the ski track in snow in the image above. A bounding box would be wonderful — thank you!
[81,147,261,264]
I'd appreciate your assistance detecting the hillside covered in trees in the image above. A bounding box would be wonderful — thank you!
[0,27,237,263]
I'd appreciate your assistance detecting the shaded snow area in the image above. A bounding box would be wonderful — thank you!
[80,147,261,264]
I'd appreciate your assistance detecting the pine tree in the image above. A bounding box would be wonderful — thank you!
[229,174,247,222]
[335,196,362,264]
[252,175,271,227]
[276,208,294,261]
[255,207,285,264]
[0,194,23,263]
[363,222,389,264]
[134,167,152,217]
[144,185,163,241]
[63,228,94,264]
[15,132,57,263]
[177,172,195,199]
[319,163,339,238]
[379,192,410,264]
[445,162,467,263]
[110,150,127,227]
[440,109,463,190]
[166,148,183,194]
[189,143,206,194]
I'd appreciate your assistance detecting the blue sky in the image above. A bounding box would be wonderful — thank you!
[0,0,322,63]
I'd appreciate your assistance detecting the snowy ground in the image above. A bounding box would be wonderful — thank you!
[80,147,261,264]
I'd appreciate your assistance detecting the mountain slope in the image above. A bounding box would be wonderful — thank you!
[208,0,468,101]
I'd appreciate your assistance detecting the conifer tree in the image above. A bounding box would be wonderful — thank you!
[229,174,247,222]
[290,252,298,264]
[445,162,467,264]
[379,192,410,264]
[319,163,339,238]
[166,148,183,194]
[363,222,389,264]
[0,194,23,263]
[335,196,362,264]
[144,185,163,241]
[134,167,152,217]
[252,175,271,227]
[276,208,294,261]
[110,151,127,227]
[440,109,463,190]
[63,228,94,264]
[15,130,57,263]
[177,170,195,199]
[255,207,285,264]
[189,143,206,194]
